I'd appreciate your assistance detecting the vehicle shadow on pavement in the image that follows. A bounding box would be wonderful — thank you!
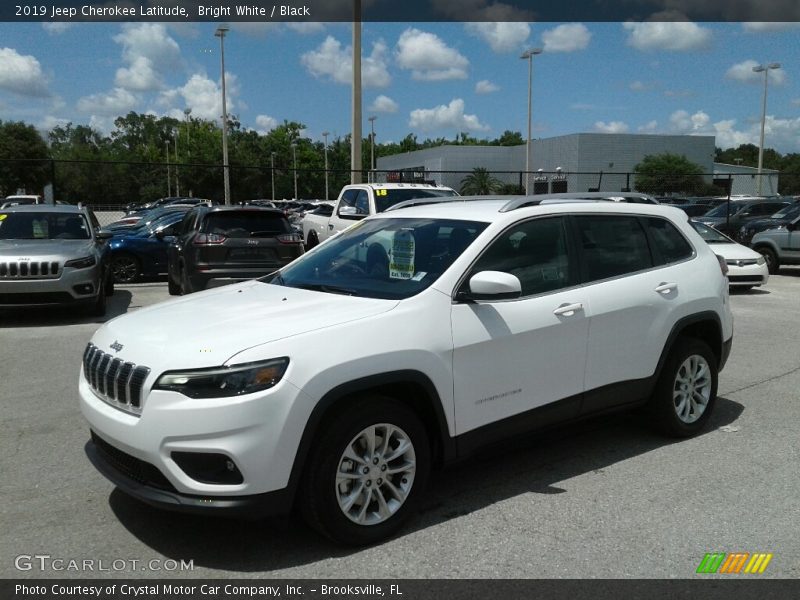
[0,291,133,328]
[730,288,769,295]
[107,396,744,571]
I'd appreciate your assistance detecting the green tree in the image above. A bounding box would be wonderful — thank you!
[0,120,51,197]
[494,130,525,146]
[460,167,502,195]
[634,153,705,195]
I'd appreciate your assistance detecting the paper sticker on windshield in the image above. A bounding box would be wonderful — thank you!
[389,229,415,280]
[411,271,426,282]
[0,214,6,220]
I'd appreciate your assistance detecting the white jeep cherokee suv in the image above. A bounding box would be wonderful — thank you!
[80,196,733,545]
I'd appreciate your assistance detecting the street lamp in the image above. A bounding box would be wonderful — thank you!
[351,2,362,184]
[215,26,231,205]
[270,151,276,201]
[321,131,330,200]
[753,62,781,196]
[520,47,543,195]
[165,140,171,196]
[291,141,298,200]
[173,128,180,197]
[368,116,377,183]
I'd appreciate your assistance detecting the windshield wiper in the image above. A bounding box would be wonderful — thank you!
[295,283,358,296]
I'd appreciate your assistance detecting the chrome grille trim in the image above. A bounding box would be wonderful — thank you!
[0,261,60,279]
[82,343,150,416]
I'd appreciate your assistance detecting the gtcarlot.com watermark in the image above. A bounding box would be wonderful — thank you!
[14,554,194,573]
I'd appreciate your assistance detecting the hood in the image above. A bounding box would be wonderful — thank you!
[707,241,762,261]
[0,238,95,258]
[91,280,400,370]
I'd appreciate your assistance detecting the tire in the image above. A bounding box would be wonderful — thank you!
[179,265,193,295]
[755,247,779,275]
[306,230,319,251]
[86,280,107,317]
[104,269,115,296]
[111,253,140,284]
[649,338,718,438]
[300,396,430,546]
[167,276,181,296]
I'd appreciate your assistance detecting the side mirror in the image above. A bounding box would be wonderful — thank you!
[338,205,367,220]
[96,229,113,241]
[155,229,167,240]
[787,222,796,232]
[459,271,522,301]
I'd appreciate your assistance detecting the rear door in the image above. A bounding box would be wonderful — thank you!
[195,209,298,270]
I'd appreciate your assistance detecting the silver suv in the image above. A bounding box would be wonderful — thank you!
[751,214,800,274]
[0,205,114,315]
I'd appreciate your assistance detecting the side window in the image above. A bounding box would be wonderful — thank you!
[575,215,653,282]
[760,202,788,215]
[645,217,693,264]
[354,190,370,215]
[467,217,572,297]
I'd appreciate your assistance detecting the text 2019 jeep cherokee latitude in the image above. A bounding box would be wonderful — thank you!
[80,196,733,545]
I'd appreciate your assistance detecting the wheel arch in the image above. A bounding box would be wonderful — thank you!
[652,312,724,391]
[284,370,455,508]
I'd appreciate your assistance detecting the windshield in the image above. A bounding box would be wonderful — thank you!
[374,189,458,213]
[0,212,91,240]
[690,220,733,244]
[771,204,800,219]
[266,217,488,300]
[704,203,747,218]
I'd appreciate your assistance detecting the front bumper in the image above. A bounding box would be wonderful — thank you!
[0,265,102,306]
[727,262,769,287]
[85,434,292,518]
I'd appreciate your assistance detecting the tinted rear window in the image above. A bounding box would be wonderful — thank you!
[575,215,653,281]
[646,217,693,264]
[201,211,290,238]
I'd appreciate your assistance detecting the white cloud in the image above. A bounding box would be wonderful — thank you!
[669,109,711,133]
[629,80,656,92]
[409,98,489,132]
[0,47,50,97]
[77,87,137,115]
[42,23,74,35]
[301,36,390,88]
[638,120,659,133]
[725,59,785,85]
[593,121,629,134]
[173,72,240,121]
[541,23,591,53]
[255,115,278,133]
[622,20,712,51]
[396,28,469,81]
[369,95,398,113]
[112,23,182,92]
[475,80,500,94]
[713,116,800,151]
[88,115,115,135]
[742,22,800,33]
[38,115,70,132]
[286,23,326,34]
[464,22,530,53]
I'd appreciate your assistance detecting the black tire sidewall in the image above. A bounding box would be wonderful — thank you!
[301,398,430,546]
[757,247,778,275]
[651,338,718,437]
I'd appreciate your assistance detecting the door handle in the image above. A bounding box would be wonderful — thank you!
[553,302,584,317]
[328,223,335,230]
[654,282,678,295]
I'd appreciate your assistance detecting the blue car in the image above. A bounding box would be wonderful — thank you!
[109,212,185,283]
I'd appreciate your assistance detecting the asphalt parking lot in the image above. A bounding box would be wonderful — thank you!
[1,272,799,579]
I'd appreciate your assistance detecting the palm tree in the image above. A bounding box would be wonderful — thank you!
[460,167,502,195]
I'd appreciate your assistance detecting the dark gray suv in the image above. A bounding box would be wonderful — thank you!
[0,205,114,315]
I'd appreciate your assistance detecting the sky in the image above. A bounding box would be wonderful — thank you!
[1,20,800,152]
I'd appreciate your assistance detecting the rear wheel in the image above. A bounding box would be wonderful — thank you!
[306,230,319,251]
[300,397,430,546]
[111,253,140,284]
[179,265,193,295]
[755,247,779,275]
[167,276,181,296]
[649,338,717,438]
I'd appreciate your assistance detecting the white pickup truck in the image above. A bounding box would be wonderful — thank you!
[301,183,458,248]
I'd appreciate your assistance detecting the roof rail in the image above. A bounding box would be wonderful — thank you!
[384,197,465,212]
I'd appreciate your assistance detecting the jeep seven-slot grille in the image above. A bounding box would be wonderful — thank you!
[83,343,150,414]
[0,261,60,279]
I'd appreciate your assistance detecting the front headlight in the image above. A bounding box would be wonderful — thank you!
[153,357,289,399]
[756,256,766,265]
[64,256,96,269]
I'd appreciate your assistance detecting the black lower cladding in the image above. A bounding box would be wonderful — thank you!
[85,432,292,518]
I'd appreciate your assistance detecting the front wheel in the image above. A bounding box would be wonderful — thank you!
[305,230,319,251]
[649,338,718,438]
[300,397,430,546]
[756,247,779,275]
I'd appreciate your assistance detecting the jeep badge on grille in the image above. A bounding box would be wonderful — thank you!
[110,341,124,353]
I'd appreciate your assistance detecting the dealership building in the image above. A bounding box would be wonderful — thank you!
[375,133,779,196]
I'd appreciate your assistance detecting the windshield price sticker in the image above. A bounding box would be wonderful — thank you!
[389,230,415,280]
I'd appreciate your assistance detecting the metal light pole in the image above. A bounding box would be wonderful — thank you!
[173,128,180,197]
[165,140,171,196]
[270,152,276,201]
[215,26,231,205]
[291,142,298,200]
[351,1,362,184]
[520,48,543,195]
[753,62,781,196]
[322,131,330,200]
[368,116,376,183]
